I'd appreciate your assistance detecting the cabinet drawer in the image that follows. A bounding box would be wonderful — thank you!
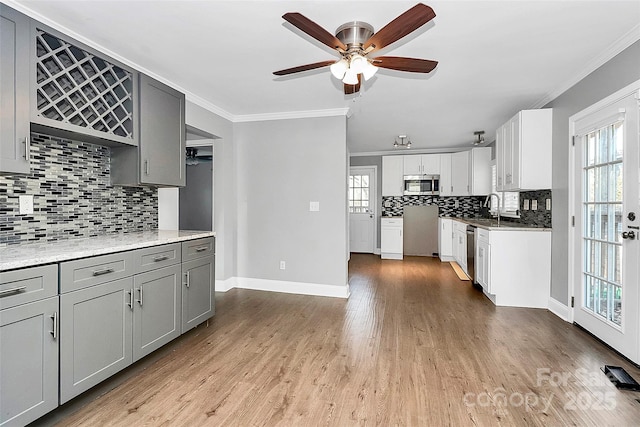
[477,229,490,241]
[381,218,403,227]
[0,264,58,310]
[133,243,181,274]
[60,251,134,293]
[182,238,214,262]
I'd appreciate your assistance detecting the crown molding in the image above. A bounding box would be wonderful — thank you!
[530,23,640,109]
[233,108,351,123]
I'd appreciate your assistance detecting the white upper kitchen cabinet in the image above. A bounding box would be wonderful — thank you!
[382,156,404,196]
[450,151,470,196]
[469,147,491,196]
[439,153,452,196]
[403,154,441,175]
[496,109,552,191]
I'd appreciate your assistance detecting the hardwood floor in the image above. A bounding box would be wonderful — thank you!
[46,254,640,426]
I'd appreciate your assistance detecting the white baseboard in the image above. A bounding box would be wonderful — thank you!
[439,255,455,262]
[216,277,350,299]
[215,277,237,292]
[374,247,381,255]
[548,297,570,322]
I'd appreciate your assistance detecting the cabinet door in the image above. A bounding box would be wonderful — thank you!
[0,296,58,427]
[422,154,441,175]
[403,155,422,175]
[438,218,453,259]
[451,151,470,196]
[139,75,186,187]
[133,265,181,361]
[0,5,30,175]
[477,241,491,293]
[181,256,214,333]
[504,119,514,190]
[439,153,452,196]
[510,113,521,190]
[382,156,404,196]
[495,125,505,191]
[59,278,133,404]
[381,226,403,254]
[470,147,491,196]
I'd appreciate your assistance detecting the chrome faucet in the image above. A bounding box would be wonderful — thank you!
[484,193,501,227]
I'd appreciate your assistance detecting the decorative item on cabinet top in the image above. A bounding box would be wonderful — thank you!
[31,23,139,147]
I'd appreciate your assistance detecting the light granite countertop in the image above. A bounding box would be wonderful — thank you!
[0,230,215,272]
[442,217,552,232]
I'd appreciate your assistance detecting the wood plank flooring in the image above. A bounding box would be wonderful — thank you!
[45,254,640,426]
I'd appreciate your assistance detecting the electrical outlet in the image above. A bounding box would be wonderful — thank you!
[279,261,286,270]
[546,199,551,210]
[531,200,538,210]
[454,200,459,209]
[523,199,530,210]
[19,195,34,215]
[309,201,320,212]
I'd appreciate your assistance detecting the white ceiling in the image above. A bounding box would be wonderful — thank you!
[11,0,640,153]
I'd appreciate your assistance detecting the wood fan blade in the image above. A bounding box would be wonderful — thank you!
[364,4,436,53]
[373,56,438,73]
[283,12,347,51]
[273,60,336,76]
[344,74,362,95]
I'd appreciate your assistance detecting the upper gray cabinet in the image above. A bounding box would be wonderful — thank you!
[30,23,139,147]
[111,75,186,187]
[0,5,31,175]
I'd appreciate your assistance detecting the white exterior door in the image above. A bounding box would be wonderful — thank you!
[571,87,639,364]
[349,167,376,253]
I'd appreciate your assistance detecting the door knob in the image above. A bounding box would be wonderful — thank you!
[622,231,636,240]
[628,212,636,221]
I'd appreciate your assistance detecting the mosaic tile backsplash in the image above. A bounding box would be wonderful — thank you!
[0,133,157,246]
[382,190,552,228]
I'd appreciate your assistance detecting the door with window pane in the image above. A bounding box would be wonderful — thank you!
[349,167,376,253]
[573,92,639,364]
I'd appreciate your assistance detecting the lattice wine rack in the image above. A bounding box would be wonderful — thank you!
[35,30,134,140]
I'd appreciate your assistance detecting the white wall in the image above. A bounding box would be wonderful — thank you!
[235,116,348,289]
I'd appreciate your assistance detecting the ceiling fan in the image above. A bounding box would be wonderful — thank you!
[273,3,438,95]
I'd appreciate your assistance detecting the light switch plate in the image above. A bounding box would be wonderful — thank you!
[531,200,538,210]
[309,201,320,212]
[523,199,530,210]
[19,195,34,215]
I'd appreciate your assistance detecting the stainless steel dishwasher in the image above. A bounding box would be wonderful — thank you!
[466,225,477,286]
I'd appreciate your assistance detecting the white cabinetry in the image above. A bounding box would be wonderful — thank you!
[496,109,552,191]
[438,217,454,261]
[439,153,452,196]
[382,156,404,196]
[451,151,470,196]
[469,147,491,195]
[403,154,440,175]
[381,218,403,260]
[481,229,551,308]
[452,220,467,273]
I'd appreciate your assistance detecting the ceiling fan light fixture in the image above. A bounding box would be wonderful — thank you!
[362,60,378,81]
[330,58,349,79]
[349,54,367,74]
[342,68,359,85]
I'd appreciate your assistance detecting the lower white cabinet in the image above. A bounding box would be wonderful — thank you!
[381,218,403,260]
[59,277,133,403]
[480,229,551,308]
[438,218,454,261]
[1,265,59,427]
[476,229,490,291]
[452,220,467,274]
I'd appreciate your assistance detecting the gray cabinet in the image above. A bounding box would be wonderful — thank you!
[1,265,58,427]
[111,75,185,187]
[59,277,133,403]
[30,23,138,147]
[0,5,31,175]
[132,264,181,361]
[181,238,215,333]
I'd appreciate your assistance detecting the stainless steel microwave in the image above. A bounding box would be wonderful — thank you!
[403,175,440,195]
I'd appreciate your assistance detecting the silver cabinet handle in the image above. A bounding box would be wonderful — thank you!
[184,272,190,288]
[50,312,58,339]
[144,160,149,175]
[0,286,27,297]
[24,135,31,161]
[127,289,134,309]
[137,285,143,307]
[153,255,169,262]
[194,246,209,252]
[92,268,114,276]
